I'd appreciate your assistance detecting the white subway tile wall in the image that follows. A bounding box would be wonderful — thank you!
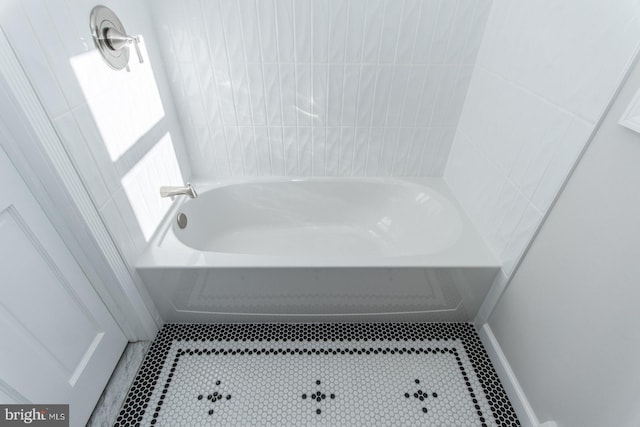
[151,0,492,178]
[7,0,638,326]
[445,0,640,317]
[0,0,192,265]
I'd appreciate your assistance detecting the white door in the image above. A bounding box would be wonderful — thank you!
[0,145,127,426]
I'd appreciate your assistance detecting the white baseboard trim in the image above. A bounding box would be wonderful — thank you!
[478,324,540,427]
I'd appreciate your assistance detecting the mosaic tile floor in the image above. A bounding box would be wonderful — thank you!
[115,323,519,426]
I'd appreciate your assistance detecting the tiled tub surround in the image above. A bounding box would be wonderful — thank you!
[115,323,519,426]
[151,0,492,178]
[136,178,500,322]
[0,0,193,267]
[444,0,640,321]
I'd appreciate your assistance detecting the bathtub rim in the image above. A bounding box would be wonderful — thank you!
[136,177,500,269]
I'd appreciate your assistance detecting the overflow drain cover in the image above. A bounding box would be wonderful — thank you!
[177,213,187,229]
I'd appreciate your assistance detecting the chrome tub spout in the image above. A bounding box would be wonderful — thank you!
[160,183,198,199]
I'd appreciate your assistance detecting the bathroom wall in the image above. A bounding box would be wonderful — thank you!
[0,0,191,266]
[150,0,491,178]
[488,48,640,427]
[444,0,640,320]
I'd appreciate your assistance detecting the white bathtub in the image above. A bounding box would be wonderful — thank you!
[137,178,500,322]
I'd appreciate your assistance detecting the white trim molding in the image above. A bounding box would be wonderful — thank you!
[478,324,540,427]
[0,28,159,340]
[619,86,640,133]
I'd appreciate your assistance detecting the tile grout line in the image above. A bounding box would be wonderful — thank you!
[291,0,301,175]
[350,0,369,176]
[337,0,351,175]
[382,0,407,176]
[272,0,287,176]
[235,0,259,176]
[254,0,274,175]
[364,1,390,176]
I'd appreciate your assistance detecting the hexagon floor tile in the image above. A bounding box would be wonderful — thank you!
[115,323,519,426]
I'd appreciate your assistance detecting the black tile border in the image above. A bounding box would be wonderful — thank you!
[114,323,520,426]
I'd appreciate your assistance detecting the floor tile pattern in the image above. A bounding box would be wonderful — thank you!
[115,323,519,426]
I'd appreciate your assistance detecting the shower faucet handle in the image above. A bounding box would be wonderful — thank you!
[90,5,144,71]
[104,27,144,64]
[131,35,144,64]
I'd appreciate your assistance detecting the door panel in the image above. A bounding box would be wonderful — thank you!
[1,207,103,378]
[0,146,127,426]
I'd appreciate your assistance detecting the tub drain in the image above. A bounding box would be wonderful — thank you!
[177,212,188,229]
